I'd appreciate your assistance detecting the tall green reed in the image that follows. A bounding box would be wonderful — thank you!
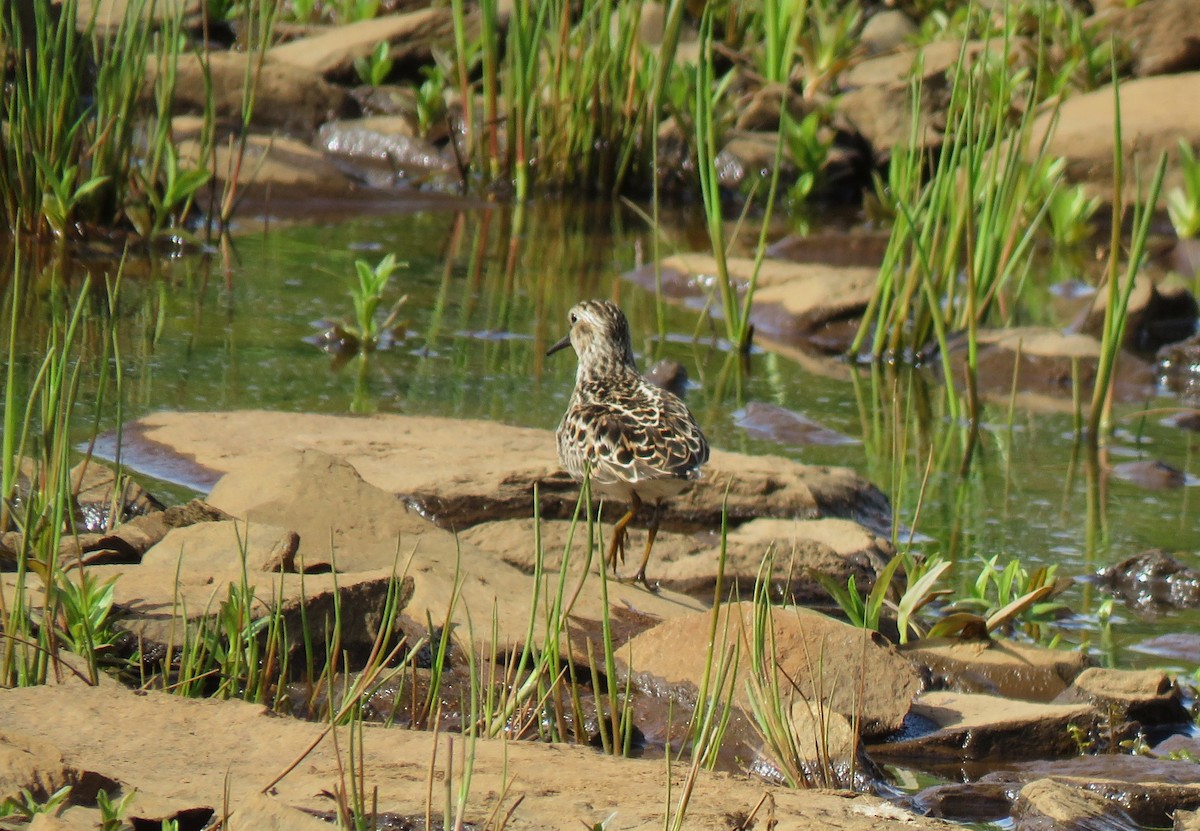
[0,0,206,237]
[1,245,124,687]
[451,0,686,199]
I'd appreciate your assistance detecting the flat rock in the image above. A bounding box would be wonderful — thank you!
[988,756,1200,828]
[118,411,892,535]
[159,53,351,134]
[459,516,892,603]
[950,326,1156,408]
[206,448,461,573]
[1053,667,1189,725]
[1028,71,1200,202]
[624,603,920,738]
[270,9,455,79]
[1095,0,1200,77]
[1012,777,1138,831]
[0,683,956,831]
[660,517,892,602]
[0,731,71,805]
[175,119,356,198]
[626,254,878,348]
[203,448,706,655]
[872,691,1101,761]
[902,639,1089,702]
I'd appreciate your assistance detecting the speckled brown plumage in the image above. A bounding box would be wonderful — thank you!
[547,299,709,588]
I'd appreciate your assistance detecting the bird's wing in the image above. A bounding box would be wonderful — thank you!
[572,387,708,486]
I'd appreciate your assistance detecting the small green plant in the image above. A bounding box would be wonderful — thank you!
[346,254,408,353]
[927,555,1070,640]
[97,788,137,831]
[415,63,448,138]
[1047,182,1101,247]
[1167,140,1200,239]
[811,551,952,644]
[0,785,73,820]
[55,568,121,681]
[354,41,394,87]
[795,0,862,100]
[782,111,830,205]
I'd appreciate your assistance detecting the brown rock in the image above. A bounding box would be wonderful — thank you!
[0,682,955,831]
[658,517,892,603]
[1054,667,1188,724]
[202,447,705,654]
[462,515,891,603]
[122,411,892,537]
[950,326,1156,410]
[629,253,879,347]
[176,127,356,199]
[206,448,460,573]
[1028,72,1200,203]
[1178,808,1200,831]
[872,691,1101,761]
[161,53,351,134]
[269,9,455,79]
[993,756,1200,828]
[625,603,920,738]
[1094,0,1200,77]
[140,520,323,574]
[1013,777,1137,831]
[0,731,71,805]
[902,639,1089,702]
[77,0,201,33]
[860,10,917,56]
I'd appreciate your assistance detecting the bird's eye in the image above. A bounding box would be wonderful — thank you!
[569,312,578,324]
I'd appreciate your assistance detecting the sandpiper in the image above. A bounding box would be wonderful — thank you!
[547,299,709,588]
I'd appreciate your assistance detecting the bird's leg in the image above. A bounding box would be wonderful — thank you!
[634,500,663,591]
[606,491,642,575]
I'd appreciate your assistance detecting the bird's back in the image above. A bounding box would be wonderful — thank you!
[556,371,709,496]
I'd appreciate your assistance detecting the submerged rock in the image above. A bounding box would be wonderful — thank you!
[1099,550,1200,610]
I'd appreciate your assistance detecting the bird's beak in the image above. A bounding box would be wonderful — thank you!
[546,334,572,356]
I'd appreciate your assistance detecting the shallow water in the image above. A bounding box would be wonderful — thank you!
[5,200,1200,665]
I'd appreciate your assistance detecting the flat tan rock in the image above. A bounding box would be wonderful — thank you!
[1012,778,1136,830]
[658,517,892,601]
[0,683,955,831]
[206,448,461,573]
[635,254,878,343]
[270,9,454,77]
[0,731,72,805]
[950,326,1156,407]
[625,603,919,738]
[1054,667,1188,724]
[1028,71,1200,202]
[459,516,890,602]
[159,53,350,133]
[872,691,1100,761]
[118,447,705,656]
[901,639,1089,702]
[120,411,891,534]
[176,127,356,198]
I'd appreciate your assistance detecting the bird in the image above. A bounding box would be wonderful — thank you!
[546,299,709,589]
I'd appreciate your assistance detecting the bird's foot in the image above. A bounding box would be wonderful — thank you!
[634,568,660,593]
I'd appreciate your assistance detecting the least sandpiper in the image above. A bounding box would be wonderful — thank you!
[547,299,709,588]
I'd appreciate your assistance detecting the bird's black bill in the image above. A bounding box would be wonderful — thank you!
[546,334,572,356]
